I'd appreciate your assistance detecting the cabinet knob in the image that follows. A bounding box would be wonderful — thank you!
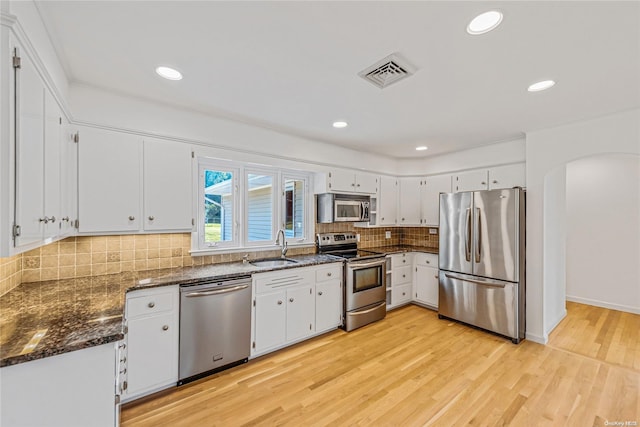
[381,217,385,221]
[277,300,283,305]
[357,183,361,187]
[128,216,135,221]
[289,298,294,303]
[162,325,169,331]
[402,274,406,278]
[148,216,155,221]
[351,183,355,187]
[61,216,70,222]
[402,292,406,296]
[39,217,49,224]
[402,260,406,263]
[327,272,332,277]
[148,302,155,308]
[493,180,498,184]
[426,260,430,264]
[48,216,56,223]
[435,275,438,279]
[318,291,323,296]
[481,181,487,185]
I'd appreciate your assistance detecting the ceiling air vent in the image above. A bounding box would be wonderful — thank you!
[358,53,416,89]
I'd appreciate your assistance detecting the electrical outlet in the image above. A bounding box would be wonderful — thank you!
[429,228,438,235]
[385,231,391,239]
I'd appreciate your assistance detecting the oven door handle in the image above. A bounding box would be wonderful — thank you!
[348,260,385,269]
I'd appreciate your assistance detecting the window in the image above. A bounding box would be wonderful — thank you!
[245,171,276,245]
[195,157,313,252]
[199,161,239,248]
[283,176,306,239]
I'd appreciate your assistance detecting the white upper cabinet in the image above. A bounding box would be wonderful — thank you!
[143,138,192,231]
[78,127,142,233]
[78,128,193,234]
[453,169,489,192]
[488,163,526,190]
[420,174,451,226]
[316,170,378,194]
[12,43,74,253]
[378,176,398,225]
[398,177,421,226]
[453,164,526,193]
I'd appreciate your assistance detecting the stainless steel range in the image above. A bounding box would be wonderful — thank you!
[316,232,387,331]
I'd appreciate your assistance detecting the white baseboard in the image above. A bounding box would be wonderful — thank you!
[525,332,547,344]
[566,295,640,314]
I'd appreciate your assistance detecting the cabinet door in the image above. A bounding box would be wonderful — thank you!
[420,174,451,226]
[398,177,421,226]
[488,164,525,190]
[453,169,488,192]
[143,138,192,231]
[59,123,77,237]
[43,91,62,240]
[78,127,142,233]
[416,265,439,308]
[14,49,44,249]
[315,280,342,332]
[355,173,378,194]
[328,170,355,193]
[126,312,178,398]
[254,291,286,352]
[392,283,412,306]
[286,285,314,342]
[378,176,398,225]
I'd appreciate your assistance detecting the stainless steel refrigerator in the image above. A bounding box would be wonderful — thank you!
[438,188,525,343]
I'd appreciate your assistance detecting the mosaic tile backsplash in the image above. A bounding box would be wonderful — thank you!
[0,225,438,295]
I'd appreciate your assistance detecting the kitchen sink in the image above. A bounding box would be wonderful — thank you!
[250,258,300,267]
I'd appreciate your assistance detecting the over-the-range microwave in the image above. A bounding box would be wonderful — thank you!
[316,193,370,223]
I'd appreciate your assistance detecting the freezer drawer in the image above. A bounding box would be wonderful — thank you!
[438,270,522,342]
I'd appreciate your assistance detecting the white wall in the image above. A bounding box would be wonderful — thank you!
[400,137,526,176]
[526,108,640,343]
[565,154,640,313]
[70,84,398,175]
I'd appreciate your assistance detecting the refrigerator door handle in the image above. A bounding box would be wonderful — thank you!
[444,273,507,288]
[465,208,471,262]
[474,208,481,263]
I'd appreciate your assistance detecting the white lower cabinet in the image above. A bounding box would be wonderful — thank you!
[388,253,413,309]
[414,253,439,309]
[252,263,343,357]
[123,286,179,402]
[0,343,117,427]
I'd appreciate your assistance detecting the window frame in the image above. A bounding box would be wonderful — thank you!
[194,157,314,253]
[198,159,240,250]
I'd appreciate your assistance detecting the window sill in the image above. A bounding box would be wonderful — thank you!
[189,242,316,257]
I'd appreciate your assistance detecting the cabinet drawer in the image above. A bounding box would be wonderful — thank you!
[127,289,176,319]
[392,284,412,305]
[392,265,413,286]
[315,263,343,282]
[254,269,315,294]
[391,253,413,268]
[414,252,438,267]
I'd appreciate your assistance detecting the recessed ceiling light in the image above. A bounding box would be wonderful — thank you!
[332,121,348,128]
[467,11,503,35]
[528,80,556,92]
[155,66,183,81]
[416,146,428,151]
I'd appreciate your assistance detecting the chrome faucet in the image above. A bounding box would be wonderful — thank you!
[275,229,288,258]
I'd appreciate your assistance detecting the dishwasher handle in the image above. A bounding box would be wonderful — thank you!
[183,284,249,298]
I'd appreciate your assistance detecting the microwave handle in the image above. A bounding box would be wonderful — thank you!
[361,202,368,220]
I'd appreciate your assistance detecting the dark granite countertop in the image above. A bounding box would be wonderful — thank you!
[363,245,439,255]
[0,254,342,368]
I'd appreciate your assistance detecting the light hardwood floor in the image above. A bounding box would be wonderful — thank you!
[121,302,639,426]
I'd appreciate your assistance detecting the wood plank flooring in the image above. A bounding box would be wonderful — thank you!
[121,303,639,426]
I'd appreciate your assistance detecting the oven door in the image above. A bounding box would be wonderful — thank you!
[345,258,387,311]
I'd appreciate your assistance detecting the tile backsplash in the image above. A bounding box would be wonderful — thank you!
[0,225,438,293]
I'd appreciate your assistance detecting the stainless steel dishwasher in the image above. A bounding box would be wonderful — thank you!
[178,276,251,385]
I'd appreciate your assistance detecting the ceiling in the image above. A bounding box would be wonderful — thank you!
[35,1,640,159]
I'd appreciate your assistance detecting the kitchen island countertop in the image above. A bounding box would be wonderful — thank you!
[0,254,342,368]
